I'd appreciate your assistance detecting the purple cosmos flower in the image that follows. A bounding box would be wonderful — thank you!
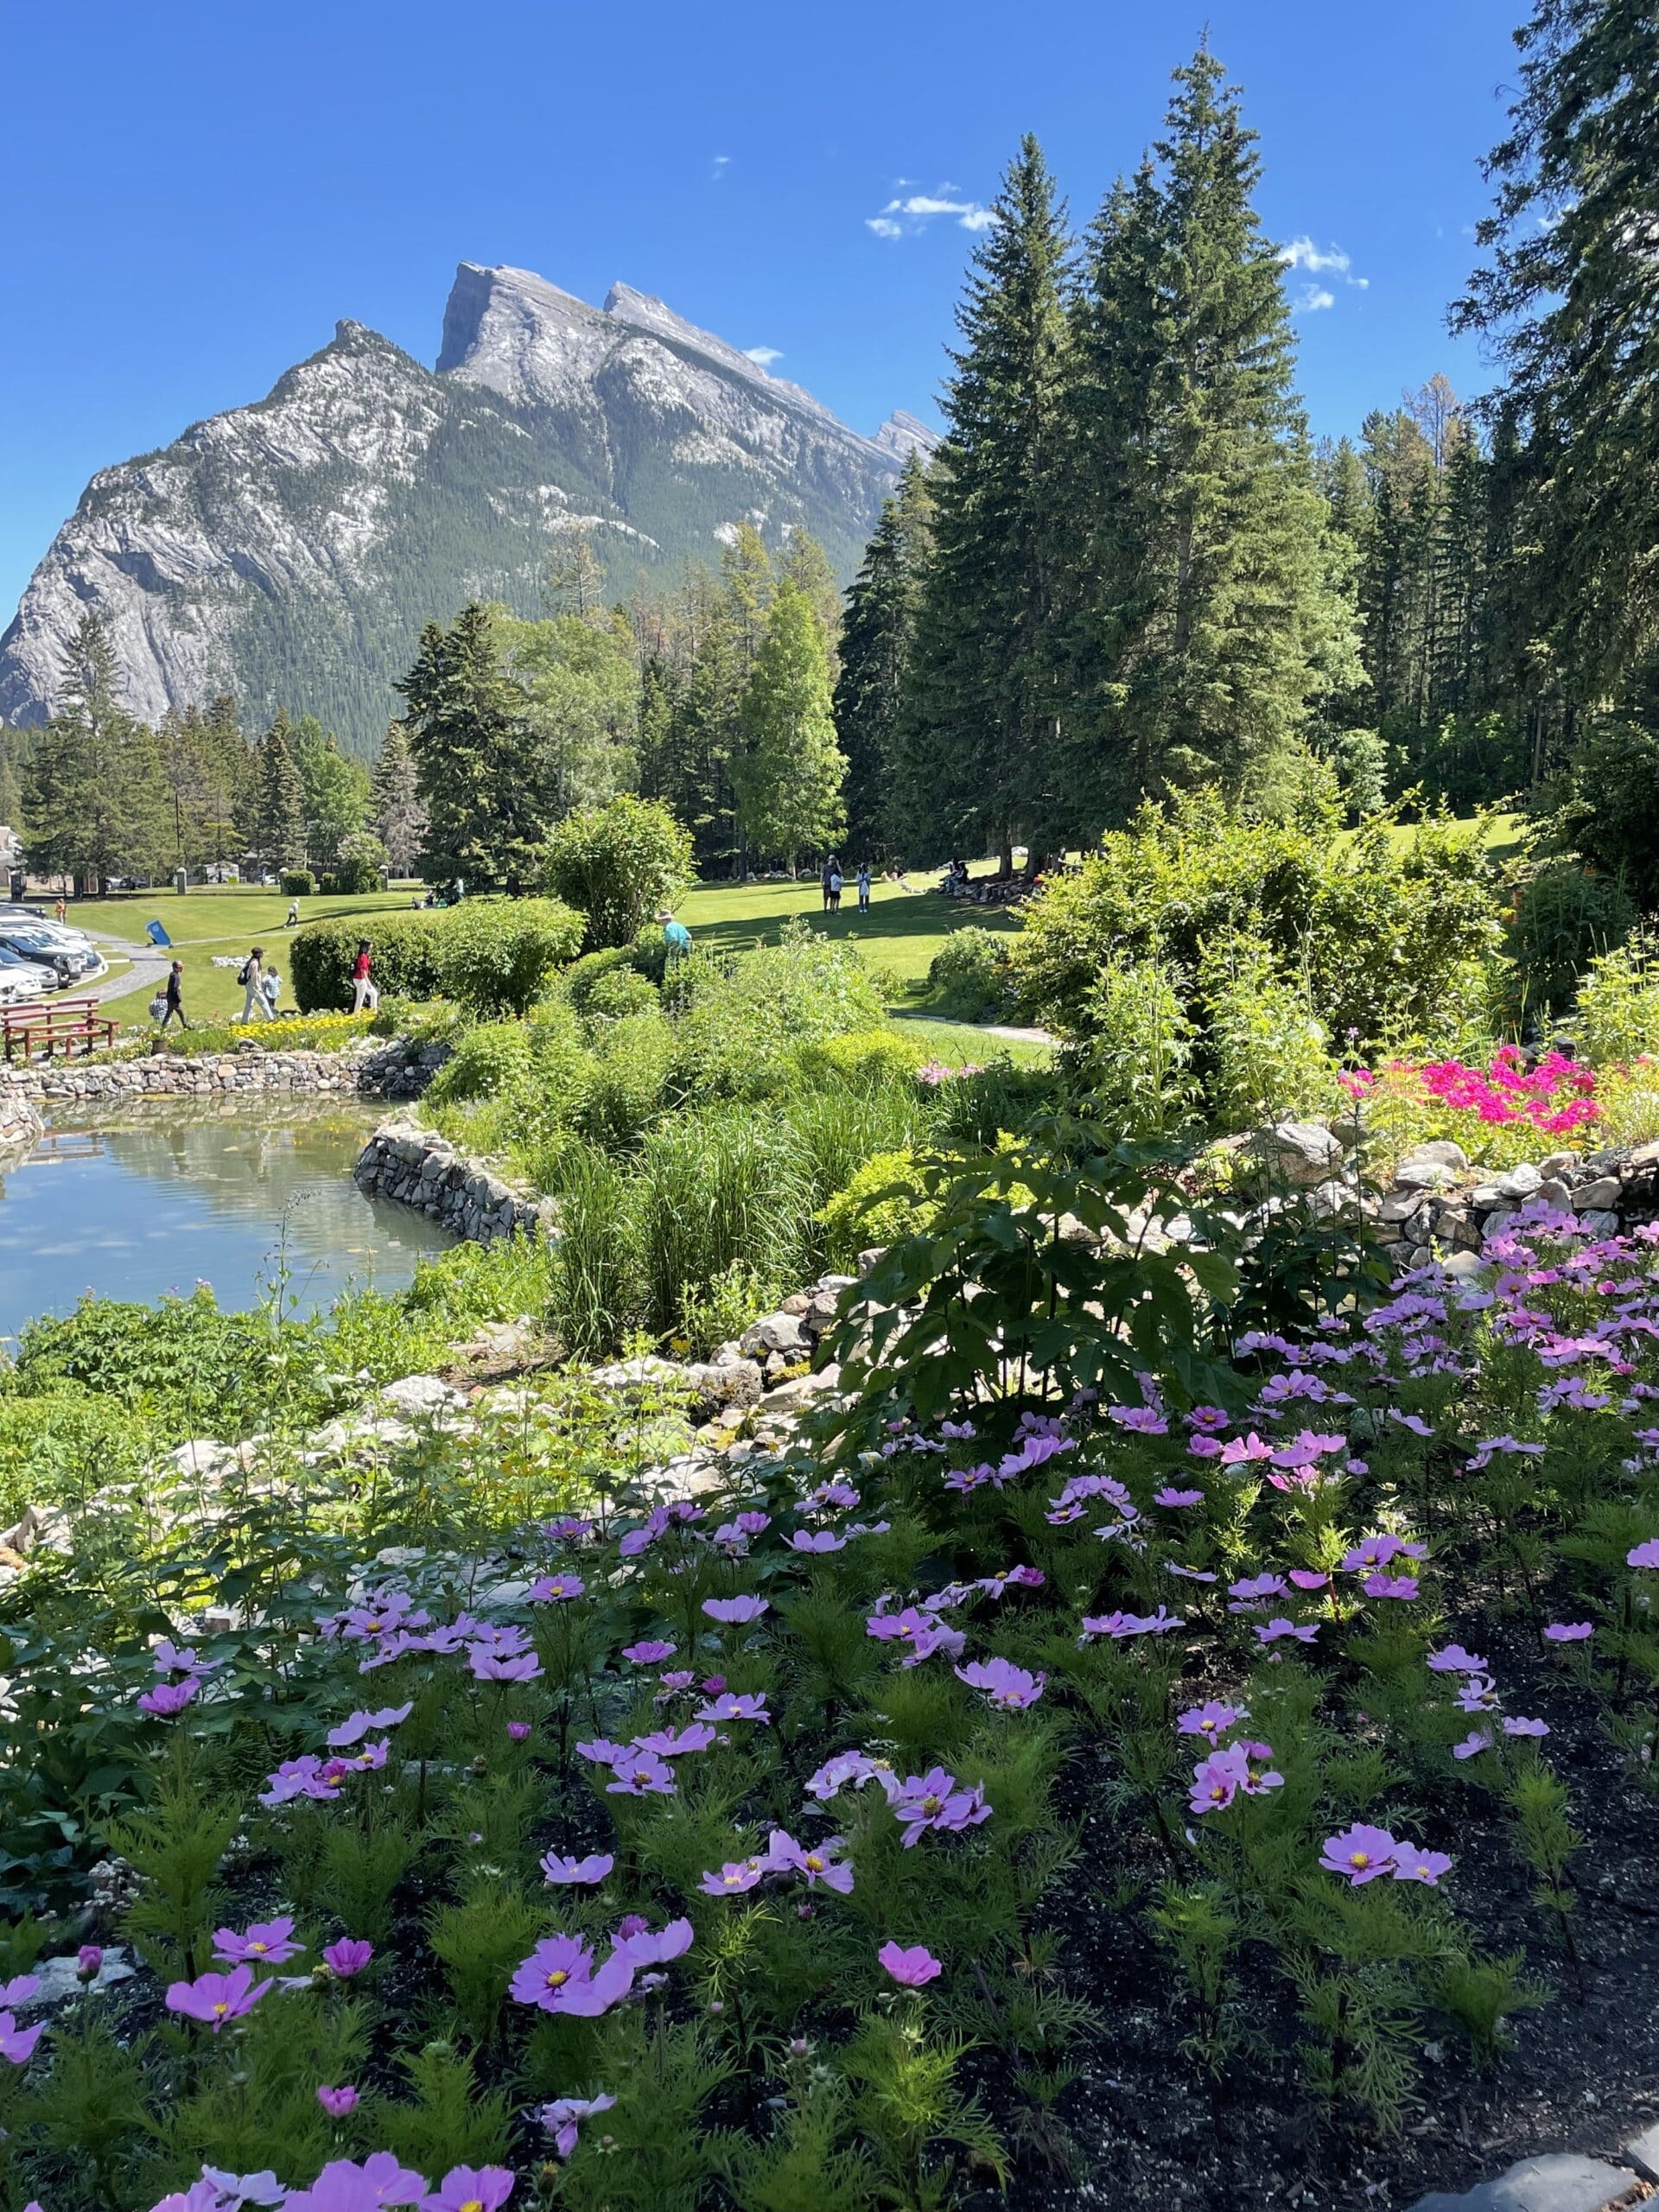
[542,1852,615,1886]
[1427,1643,1488,1675]
[1393,1847,1453,1885]
[321,1938,374,1979]
[541,2092,617,2158]
[138,1677,201,1719]
[1363,1573,1421,1601]
[1626,1541,1659,1569]
[788,1529,847,1554]
[213,1917,303,1967]
[1177,1700,1247,1741]
[604,1749,678,1796]
[1544,1622,1593,1643]
[1341,1534,1426,1573]
[955,1657,1046,1710]
[327,1703,414,1749]
[1229,1573,1287,1607]
[165,1964,274,2031]
[1219,1431,1274,1465]
[283,2155,430,2211]
[1154,1487,1205,1508]
[1079,1605,1185,1640]
[1287,1569,1331,1591]
[632,1723,717,1758]
[621,1640,677,1665]
[547,1515,596,1541]
[766,1831,855,1892]
[1455,1676,1500,1713]
[529,1573,586,1603]
[699,1856,768,1896]
[507,1720,531,1742]
[1503,1715,1550,1738]
[1452,1729,1493,1759]
[1188,1747,1245,1815]
[201,2171,285,2209]
[878,1942,942,1986]
[610,1916,694,1966]
[890,1768,992,1847]
[1255,1618,1318,1645]
[696,1692,771,1725]
[1319,1825,1397,1885]
[510,1936,635,2017]
[469,1649,543,1683]
[805,1750,886,1800]
[0,2012,42,2064]
[318,2084,359,2117]
[702,1595,768,1625]
[0,1975,38,2010]
[422,2169,514,2212]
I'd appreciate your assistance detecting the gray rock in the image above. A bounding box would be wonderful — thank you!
[1498,1162,1543,1198]
[1624,2126,1659,2184]
[1380,1190,1426,1224]
[1404,1138,1471,1171]
[1407,2152,1639,2212]
[1249,1119,1344,1186]
[1538,1177,1573,1210]
[1470,1184,1505,1210]
[21,1946,137,2006]
[1441,1250,1488,1282]
[1397,1160,1456,1192]
[1483,1206,1519,1238]
[1307,1179,1355,1220]
[378,1375,468,1421]
[1578,1208,1621,1236]
[590,1355,683,1390]
[1539,1150,1580,1178]
[1571,1178,1621,1212]
[741,1312,810,1357]
[683,1358,764,1409]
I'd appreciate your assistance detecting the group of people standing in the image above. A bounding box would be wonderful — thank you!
[819,856,872,914]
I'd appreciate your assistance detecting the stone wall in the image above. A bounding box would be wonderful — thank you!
[0,1082,42,1154]
[353,1119,555,1245]
[0,1036,447,1109]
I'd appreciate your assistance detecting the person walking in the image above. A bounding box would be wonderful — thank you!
[238,946,270,1021]
[658,907,691,960]
[158,959,189,1032]
[828,857,843,913]
[820,855,833,912]
[285,897,300,928]
[261,963,283,1018]
[857,862,871,913]
[350,939,378,1014]
[54,897,67,925]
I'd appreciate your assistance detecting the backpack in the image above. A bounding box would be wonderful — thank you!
[237,959,253,985]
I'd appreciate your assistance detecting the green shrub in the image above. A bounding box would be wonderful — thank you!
[926,926,1013,1020]
[670,924,887,1102]
[328,831,388,895]
[292,899,582,1015]
[1573,929,1659,1064]
[632,1105,811,1334]
[425,1022,537,1108]
[1504,858,1636,1027]
[539,794,694,950]
[584,967,660,1024]
[1549,717,1659,912]
[791,1027,926,1093]
[280,869,315,898]
[564,945,640,1015]
[817,1148,935,1269]
[1076,956,1199,1137]
[577,1010,675,1149]
[543,1141,641,1357]
[1200,936,1339,1132]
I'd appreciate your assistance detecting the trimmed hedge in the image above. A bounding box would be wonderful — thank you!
[291,898,583,1016]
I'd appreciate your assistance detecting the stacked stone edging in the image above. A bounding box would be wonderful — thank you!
[0,1036,447,1108]
[0,1084,42,1154]
[353,1120,555,1246]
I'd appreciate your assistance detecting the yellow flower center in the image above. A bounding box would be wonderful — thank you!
[248,1942,267,1953]
[213,2002,229,2016]
[546,1969,569,1987]
[461,2201,484,2211]
[1349,1852,1371,1870]
[805,1855,824,1873]
[922,1796,942,1815]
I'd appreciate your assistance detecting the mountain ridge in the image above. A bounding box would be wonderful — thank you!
[0,264,937,751]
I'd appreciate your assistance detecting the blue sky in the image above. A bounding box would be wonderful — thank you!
[2,0,1524,621]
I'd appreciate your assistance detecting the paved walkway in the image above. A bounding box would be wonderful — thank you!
[892,1010,1055,1046]
[79,931,170,1007]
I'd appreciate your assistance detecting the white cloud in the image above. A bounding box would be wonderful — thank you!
[1278,236,1351,275]
[711,154,730,181]
[1298,284,1337,313]
[867,187,995,239]
[744,346,784,366]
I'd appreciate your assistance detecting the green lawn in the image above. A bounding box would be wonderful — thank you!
[678,868,1025,991]
[55,885,418,1022]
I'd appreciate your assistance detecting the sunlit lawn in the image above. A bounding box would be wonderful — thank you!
[680,866,1026,991]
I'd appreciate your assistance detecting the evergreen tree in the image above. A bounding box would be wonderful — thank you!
[22,615,167,890]
[1453,0,1659,696]
[370,721,429,877]
[899,136,1074,868]
[1070,47,1344,810]
[780,531,844,678]
[247,711,307,870]
[835,455,932,857]
[286,715,370,868]
[543,526,608,625]
[397,601,544,890]
[732,578,846,870]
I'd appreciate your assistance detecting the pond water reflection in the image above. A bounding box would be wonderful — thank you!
[0,1101,454,1342]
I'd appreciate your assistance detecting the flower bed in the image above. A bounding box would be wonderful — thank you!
[1340,1046,1659,1169]
[6,1174,1659,2206]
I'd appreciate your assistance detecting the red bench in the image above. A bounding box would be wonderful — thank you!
[1,995,118,1063]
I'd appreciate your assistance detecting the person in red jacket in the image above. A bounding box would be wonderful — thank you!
[351,938,378,1014]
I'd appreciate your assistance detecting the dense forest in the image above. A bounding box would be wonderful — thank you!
[4,0,1655,906]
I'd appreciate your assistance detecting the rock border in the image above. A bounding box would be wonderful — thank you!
[353,1119,556,1245]
[0,1036,447,1107]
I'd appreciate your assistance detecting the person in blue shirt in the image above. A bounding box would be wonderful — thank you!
[658,908,691,959]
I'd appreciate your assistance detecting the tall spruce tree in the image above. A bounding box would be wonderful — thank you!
[247,710,307,870]
[1069,47,1344,810]
[835,454,933,857]
[899,137,1073,868]
[22,615,166,890]
[732,578,846,871]
[397,601,544,890]
[371,721,429,877]
[1453,0,1659,698]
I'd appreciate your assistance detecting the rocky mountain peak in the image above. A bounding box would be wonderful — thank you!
[874,410,941,463]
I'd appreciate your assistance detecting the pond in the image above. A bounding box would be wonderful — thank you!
[0,1101,454,1344]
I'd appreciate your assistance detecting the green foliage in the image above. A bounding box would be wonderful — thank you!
[1503,857,1635,1026]
[925,927,1011,1020]
[540,792,695,950]
[670,924,887,1102]
[327,830,388,894]
[1550,718,1659,914]
[817,1150,935,1271]
[289,897,581,1014]
[733,577,847,868]
[281,869,316,897]
[1573,928,1659,1064]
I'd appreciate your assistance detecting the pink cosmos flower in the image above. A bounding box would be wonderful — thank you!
[1255,1618,1318,1645]
[1453,1729,1493,1759]
[766,1831,855,1892]
[788,1529,847,1554]
[327,1703,413,1748]
[138,1677,201,1719]
[955,1657,1046,1710]
[610,1916,694,1967]
[510,1936,635,2017]
[0,1974,39,2006]
[423,2170,514,2212]
[696,1692,770,1725]
[621,1640,677,1664]
[1393,1847,1453,1885]
[529,1573,586,1603]
[284,2154,430,2210]
[702,1595,768,1624]
[541,2092,617,2158]
[542,1852,615,1885]
[878,1942,942,1986]
[1544,1622,1593,1643]
[699,1857,767,1896]
[1503,1715,1550,1738]
[0,2012,43,2064]
[77,1945,104,1979]
[213,1916,303,1967]
[1427,1643,1488,1675]
[1319,1825,1397,1885]
[1177,1700,1247,1741]
[1363,1573,1420,1601]
[469,1649,543,1683]
[1154,1487,1205,1507]
[318,2083,359,2117]
[890,1768,992,1847]
[604,1749,678,1796]
[321,1938,374,1978]
[631,1723,718,1758]
[165,1964,274,2031]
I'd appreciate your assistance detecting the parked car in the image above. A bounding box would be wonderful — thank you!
[0,948,54,1004]
[0,929,90,987]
